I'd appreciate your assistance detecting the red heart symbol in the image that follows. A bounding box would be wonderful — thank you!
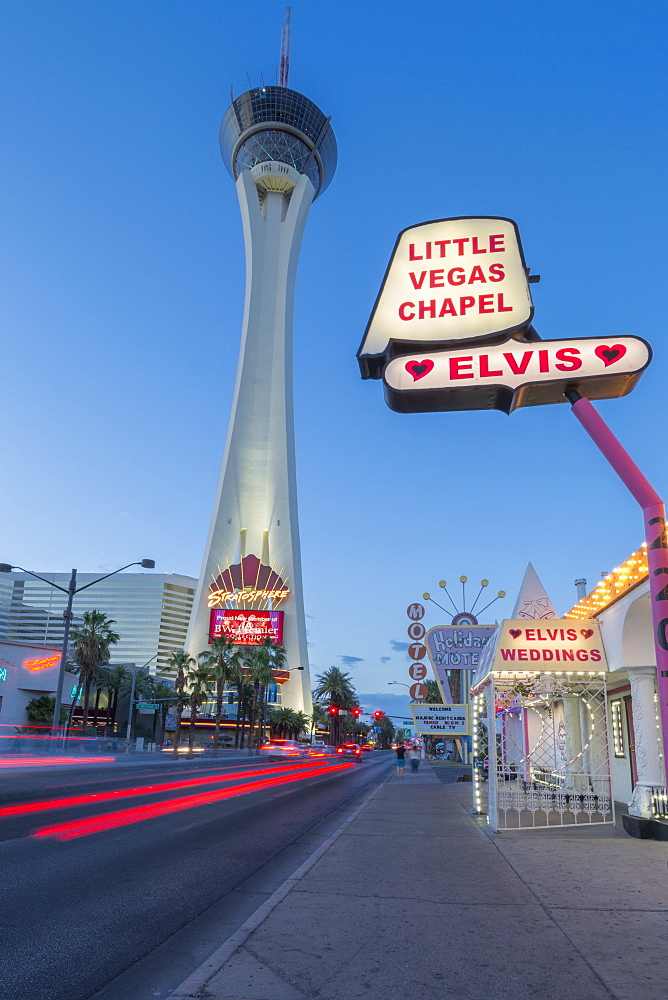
[405,359,434,381]
[509,629,522,639]
[594,344,626,367]
[580,629,594,639]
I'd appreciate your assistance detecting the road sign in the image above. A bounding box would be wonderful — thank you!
[338,709,349,716]
[164,714,176,729]
[374,726,382,733]
[136,702,159,710]
[410,682,428,701]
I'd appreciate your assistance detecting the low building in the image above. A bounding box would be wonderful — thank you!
[566,544,667,823]
[0,639,77,733]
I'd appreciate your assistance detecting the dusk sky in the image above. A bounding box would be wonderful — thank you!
[1,1,666,717]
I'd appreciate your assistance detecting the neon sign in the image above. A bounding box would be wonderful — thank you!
[208,554,290,609]
[24,654,60,673]
[0,668,6,682]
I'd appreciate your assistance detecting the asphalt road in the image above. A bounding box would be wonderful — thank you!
[0,752,393,1000]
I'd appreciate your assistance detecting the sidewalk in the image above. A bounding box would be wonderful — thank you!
[171,763,668,1000]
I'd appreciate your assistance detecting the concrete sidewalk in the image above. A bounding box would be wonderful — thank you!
[171,762,668,1000]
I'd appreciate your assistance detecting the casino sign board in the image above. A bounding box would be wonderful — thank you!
[358,217,650,413]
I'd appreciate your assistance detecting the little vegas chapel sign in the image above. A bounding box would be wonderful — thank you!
[357,216,650,414]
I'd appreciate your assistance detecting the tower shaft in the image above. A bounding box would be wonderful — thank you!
[187,171,315,714]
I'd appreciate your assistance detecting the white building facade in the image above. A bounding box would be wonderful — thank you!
[186,86,337,715]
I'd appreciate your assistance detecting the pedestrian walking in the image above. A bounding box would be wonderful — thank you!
[408,745,421,775]
[394,743,406,777]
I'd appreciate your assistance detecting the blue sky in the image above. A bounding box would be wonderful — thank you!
[1,1,666,716]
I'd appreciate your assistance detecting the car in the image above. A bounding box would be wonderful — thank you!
[259,739,310,759]
[336,743,362,758]
[360,744,374,751]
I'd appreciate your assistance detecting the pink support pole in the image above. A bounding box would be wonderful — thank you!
[568,391,668,778]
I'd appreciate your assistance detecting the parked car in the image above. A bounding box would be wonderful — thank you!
[259,739,310,759]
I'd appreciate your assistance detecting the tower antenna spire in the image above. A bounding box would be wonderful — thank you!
[279,6,291,87]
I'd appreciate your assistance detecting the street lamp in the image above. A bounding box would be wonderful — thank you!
[388,681,410,688]
[124,653,159,754]
[0,558,155,735]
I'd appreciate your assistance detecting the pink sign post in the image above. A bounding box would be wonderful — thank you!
[567,389,668,768]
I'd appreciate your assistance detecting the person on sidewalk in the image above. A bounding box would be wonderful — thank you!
[408,745,420,775]
[394,742,406,777]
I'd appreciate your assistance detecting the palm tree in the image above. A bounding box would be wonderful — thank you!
[167,650,195,757]
[184,661,214,756]
[267,706,297,738]
[69,611,120,730]
[152,680,176,744]
[103,664,130,735]
[313,667,357,745]
[425,679,444,703]
[310,702,329,742]
[199,635,241,755]
[289,710,310,740]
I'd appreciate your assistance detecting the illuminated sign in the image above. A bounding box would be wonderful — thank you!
[383,335,650,414]
[209,609,284,645]
[24,654,60,672]
[208,554,289,608]
[411,703,469,735]
[358,217,533,378]
[487,619,608,671]
[0,668,6,682]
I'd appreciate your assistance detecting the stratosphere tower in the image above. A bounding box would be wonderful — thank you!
[186,12,337,715]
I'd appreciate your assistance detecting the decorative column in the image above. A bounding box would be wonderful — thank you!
[628,666,665,817]
[563,694,585,792]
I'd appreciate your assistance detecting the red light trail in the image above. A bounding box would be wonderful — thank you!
[0,755,114,768]
[0,760,337,819]
[31,762,353,841]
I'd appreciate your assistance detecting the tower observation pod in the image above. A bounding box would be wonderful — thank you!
[186,81,337,716]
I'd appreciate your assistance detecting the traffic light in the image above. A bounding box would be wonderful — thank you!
[328,705,339,717]
[373,710,383,720]
[351,707,362,718]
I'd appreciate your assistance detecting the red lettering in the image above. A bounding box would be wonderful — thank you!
[452,237,470,255]
[497,293,512,312]
[471,236,487,254]
[539,349,549,372]
[490,235,505,252]
[555,348,582,372]
[449,356,474,380]
[429,269,444,288]
[590,649,601,661]
[500,649,516,660]
[576,650,588,661]
[418,300,436,319]
[530,649,541,660]
[488,263,505,282]
[503,351,533,375]
[448,267,466,286]
[525,629,535,640]
[543,650,553,661]
[425,242,432,260]
[409,271,427,290]
[459,296,475,314]
[479,294,494,313]
[409,244,423,261]
[438,299,457,317]
[468,265,486,284]
[517,649,528,661]
[566,629,577,641]
[434,240,450,257]
[399,302,415,320]
[479,354,503,377]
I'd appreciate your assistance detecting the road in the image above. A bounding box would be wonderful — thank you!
[0,752,392,1000]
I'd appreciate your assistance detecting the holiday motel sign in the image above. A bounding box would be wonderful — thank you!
[357,217,649,412]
